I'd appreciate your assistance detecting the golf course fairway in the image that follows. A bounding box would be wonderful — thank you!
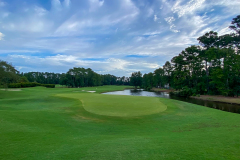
[0,85,240,160]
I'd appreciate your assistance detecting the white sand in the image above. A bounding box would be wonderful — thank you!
[0,89,22,91]
[88,91,96,93]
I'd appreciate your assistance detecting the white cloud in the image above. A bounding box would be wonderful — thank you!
[165,17,175,24]
[34,6,47,16]
[0,32,4,40]
[106,58,129,70]
[4,54,160,76]
[55,0,138,35]
[165,17,180,33]
[154,15,158,22]
[218,27,232,36]
[178,15,208,37]
[143,31,162,36]
[172,0,206,17]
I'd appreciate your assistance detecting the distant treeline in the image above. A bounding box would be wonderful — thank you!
[139,15,240,97]
[21,68,130,87]
[0,61,129,88]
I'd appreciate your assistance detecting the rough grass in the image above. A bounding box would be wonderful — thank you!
[191,95,240,104]
[0,86,240,160]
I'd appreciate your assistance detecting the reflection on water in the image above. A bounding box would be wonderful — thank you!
[103,89,170,98]
[103,89,240,114]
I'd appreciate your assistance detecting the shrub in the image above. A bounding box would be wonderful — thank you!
[8,82,55,88]
[171,86,197,97]
[20,82,41,87]
[8,83,21,88]
[42,84,55,88]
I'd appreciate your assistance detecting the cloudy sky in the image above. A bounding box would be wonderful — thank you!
[0,0,239,76]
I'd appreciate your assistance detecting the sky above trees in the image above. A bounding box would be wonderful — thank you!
[0,0,240,76]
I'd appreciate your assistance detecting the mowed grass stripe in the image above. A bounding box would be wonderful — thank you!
[57,93,167,117]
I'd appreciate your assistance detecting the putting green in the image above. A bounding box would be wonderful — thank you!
[57,93,167,117]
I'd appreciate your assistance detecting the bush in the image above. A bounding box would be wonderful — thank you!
[41,84,55,88]
[8,82,55,88]
[20,82,41,87]
[171,86,197,97]
[8,83,21,88]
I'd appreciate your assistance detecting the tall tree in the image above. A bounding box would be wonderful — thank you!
[153,68,165,88]
[0,60,19,88]
[130,71,142,89]
[197,31,219,93]
[229,15,240,35]
[163,61,172,87]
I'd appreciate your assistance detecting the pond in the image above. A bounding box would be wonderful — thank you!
[102,89,240,114]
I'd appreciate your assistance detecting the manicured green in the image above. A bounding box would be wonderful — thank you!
[57,93,167,117]
[0,86,240,160]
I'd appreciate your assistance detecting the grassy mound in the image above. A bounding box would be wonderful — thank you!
[57,93,167,117]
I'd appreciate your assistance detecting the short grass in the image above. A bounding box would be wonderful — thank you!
[57,93,167,117]
[0,85,240,160]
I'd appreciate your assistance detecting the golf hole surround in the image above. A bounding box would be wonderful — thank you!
[57,93,167,117]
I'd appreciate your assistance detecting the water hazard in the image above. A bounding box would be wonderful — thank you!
[102,89,240,114]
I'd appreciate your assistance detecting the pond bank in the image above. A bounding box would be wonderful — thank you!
[190,95,240,105]
[151,87,174,93]
[150,87,240,105]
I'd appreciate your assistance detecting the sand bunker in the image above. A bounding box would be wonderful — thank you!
[0,89,22,91]
[88,91,96,93]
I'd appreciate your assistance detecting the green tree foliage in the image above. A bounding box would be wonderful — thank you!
[229,15,240,34]
[102,74,117,85]
[17,68,130,88]
[153,68,165,88]
[163,61,172,87]
[18,76,29,83]
[116,76,130,85]
[229,15,240,54]
[63,67,102,87]
[24,72,61,84]
[130,71,142,89]
[0,60,19,88]
[142,72,154,90]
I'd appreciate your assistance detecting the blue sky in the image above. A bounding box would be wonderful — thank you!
[0,0,239,76]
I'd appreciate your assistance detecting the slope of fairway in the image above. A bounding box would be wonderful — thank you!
[0,86,240,160]
[57,93,167,117]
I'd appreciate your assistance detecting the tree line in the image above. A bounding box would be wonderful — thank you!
[132,15,240,97]
[0,63,130,88]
